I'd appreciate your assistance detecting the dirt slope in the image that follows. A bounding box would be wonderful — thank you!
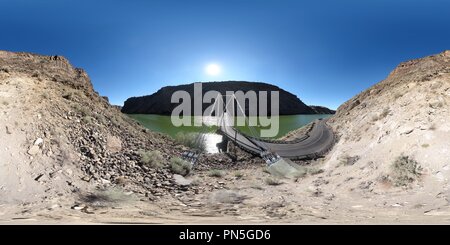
[319,51,450,208]
[0,51,185,206]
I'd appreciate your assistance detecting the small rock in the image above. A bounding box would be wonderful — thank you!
[28,145,40,155]
[407,82,416,89]
[210,190,247,204]
[400,127,414,135]
[173,174,192,186]
[34,138,44,145]
[345,156,359,166]
[325,194,335,201]
[64,168,73,176]
[114,176,127,185]
[81,176,91,182]
[34,174,44,181]
[48,204,59,210]
[100,178,111,184]
[71,205,84,210]
[81,207,95,214]
[106,135,122,153]
[429,99,444,109]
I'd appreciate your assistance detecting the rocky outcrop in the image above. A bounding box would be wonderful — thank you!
[0,50,220,204]
[0,51,94,94]
[309,105,335,114]
[122,81,333,115]
[323,50,450,195]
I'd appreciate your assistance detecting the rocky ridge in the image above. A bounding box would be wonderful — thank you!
[121,81,335,115]
[1,50,250,205]
[323,50,450,198]
[309,105,336,114]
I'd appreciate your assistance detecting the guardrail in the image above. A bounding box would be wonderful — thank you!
[219,119,335,160]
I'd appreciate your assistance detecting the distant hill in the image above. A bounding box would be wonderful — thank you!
[122,81,334,116]
[309,105,336,114]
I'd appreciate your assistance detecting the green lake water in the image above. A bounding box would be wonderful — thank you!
[128,114,331,139]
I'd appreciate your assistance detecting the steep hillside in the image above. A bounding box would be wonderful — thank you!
[121,81,334,115]
[320,51,450,205]
[309,105,336,114]
[0,51,188,205]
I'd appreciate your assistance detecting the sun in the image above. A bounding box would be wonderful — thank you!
[205,63,221,76]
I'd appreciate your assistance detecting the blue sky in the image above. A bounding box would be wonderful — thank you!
[1,0,450,109]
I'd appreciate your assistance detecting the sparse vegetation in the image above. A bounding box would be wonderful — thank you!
[292,169,307,179]
[170,157,191,176]
[371,107,390,122]
[265,177,283,186]
[174,132,206,151]
[429,100,444,109]
[380,107,390,118]
[429,123,437,130]
[82,115,93,124]
[307,167,324,175]
[190,178,201,186]
[234,171,244,179]
[208,169,224,178]
[393,92,403,99]
[62,91,73,100]
[41,92,49,99]
[79,187,134,207]
[339,154,359,166]
[371,114,379,122]
[421,143,430,148]
[72,103,90,117]
[114,176,128,185]
[139,150,165,169]
[430,82,442,90]
[251,184,264,190]
[62,90,81,101]
[94,113,108,125]
[291,165,324,180]
[110,113,125,128]
[212,190,247,204]
[390,155,422,187]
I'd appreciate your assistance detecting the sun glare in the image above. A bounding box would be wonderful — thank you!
[205,63,221,76]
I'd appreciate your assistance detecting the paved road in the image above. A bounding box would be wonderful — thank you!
[219,114,334,159]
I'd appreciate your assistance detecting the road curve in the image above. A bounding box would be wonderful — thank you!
[219,116,334,159]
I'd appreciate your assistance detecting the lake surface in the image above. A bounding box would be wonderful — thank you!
[128,114,332,153]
